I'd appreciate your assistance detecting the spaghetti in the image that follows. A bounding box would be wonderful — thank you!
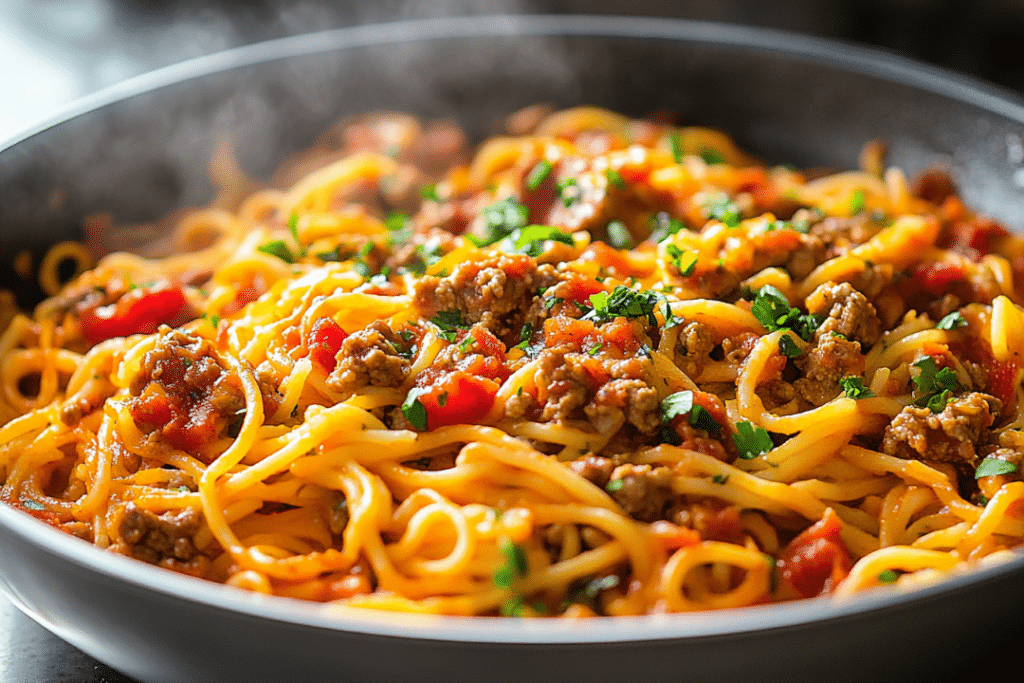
[1,106,1023,617]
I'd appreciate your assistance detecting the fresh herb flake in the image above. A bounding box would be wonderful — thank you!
[935,312,968,330]
[975,457,1018,479]
[839,376,874,400]
[257,239,295,264]
[732,421,774,459]
[606,220,634,250]
[526,160,553,190]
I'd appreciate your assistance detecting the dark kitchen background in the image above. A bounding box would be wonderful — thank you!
[2,0,1024,142]
[0,1,1022,682]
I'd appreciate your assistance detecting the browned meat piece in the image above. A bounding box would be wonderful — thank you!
[326,321,410,395]
[676,321,714,377]
[118,502,205,573]
[911,167,958,206]
[412,253,552,338]
[881,392,1002,468]
[607,463,674,522]
[584,378,661,434]
[527,348,659,437]
[794,333,865,406]
[805,281,881,345]
[569,454,615,489]
[127,329,245,460]
[809,215,881,259]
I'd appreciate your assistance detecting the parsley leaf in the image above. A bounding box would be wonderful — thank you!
[700,148,725,165]
[660,391,721,433]
[401,387,429,431]
[702,194,742,228]
[669,131,684,164]
[849,189,866,215]
[556,177,580,207]
[749,285,822,341]
[582,285,660,326]
[257,239,295,263]
[912,357,959,413]
[649,212,686,243]
[935,312,968,330]
[839,376,874,399]
[429,310,468,342]
[21,499,46,511]
[287,212,306,257]
[526,160,553,190]
[604,168,627,190]
[468,197,529,248]
[508,225,575,257]
[493,537,528,588]
[975,457,1018,479]
[665,244,697,276]
[732,421,774,459]
[778,333,803,358]
[605,479,624,492]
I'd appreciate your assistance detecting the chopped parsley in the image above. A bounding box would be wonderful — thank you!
[351,242,376,278]
[975,457,1018,479]
[911,357,958,413]
[732,421,774,459]
[515,322,535,350]
[420,183,441,202]
[583,286,660,326]
[605,479,624,493]
[665,244,697,276]
[712,474,730,484]
[701,194,742,228]
[588,342,603,356]
[839,376,874,400]
[848,188,866,215]
[563,574,620,611]
[649,212,686,243]
[935,311,968,330]
[606,220,634,249]
[384,211,414,247]
[778,333,803,358]
[556,177,580,207]
[526,159,553,190]
[669,131,684,164]
[21,499,46,511]
[749,285,823,341]
[660,390,721,434]
[468,196,529,248]
[877,569,900,584]
[508,225,575,257]
[401,387,429,431]
[604,168,627,190]
[493,537,528,588]
[256,239,295,264]
[429,310,469,342]
[287,212,306,257]
[700,148,725,165]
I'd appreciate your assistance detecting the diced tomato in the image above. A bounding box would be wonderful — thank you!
[78,282,189,344]
[598,317,643,355]
[418,371,499,429]
[777,508,852,598]
[910,261,965,295]
[985,357,1019,411]
[758,227,803,252]
[544,316,598,349]
[942,216,1008,260]
[307,318,348,373]
[561,273,607,305]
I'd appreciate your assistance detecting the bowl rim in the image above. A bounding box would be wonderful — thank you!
[2,12,1024,646]
[2,12,1024,156]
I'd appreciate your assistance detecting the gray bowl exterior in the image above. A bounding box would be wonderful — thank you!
[1,15,1023,683]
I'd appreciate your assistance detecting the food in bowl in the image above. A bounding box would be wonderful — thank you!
[1,106,1022,617]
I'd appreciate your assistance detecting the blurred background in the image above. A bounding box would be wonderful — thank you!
[2,0,1024,142]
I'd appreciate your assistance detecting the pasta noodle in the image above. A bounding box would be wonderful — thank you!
[1,106,1023,618]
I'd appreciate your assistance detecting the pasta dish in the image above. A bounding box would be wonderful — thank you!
[1,106,1022,617]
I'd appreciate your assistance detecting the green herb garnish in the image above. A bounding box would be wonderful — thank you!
[749,285,822,341]
[839,376,874,400]
[732,421,774,459]
[778,333,803,359]
[526,160,553,190]
[468,196,530,248]
[401,388,429,431]
[935,312,968,330]
[606,221,634,249]
[975,457,1018,479]
[493,537,528,588]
